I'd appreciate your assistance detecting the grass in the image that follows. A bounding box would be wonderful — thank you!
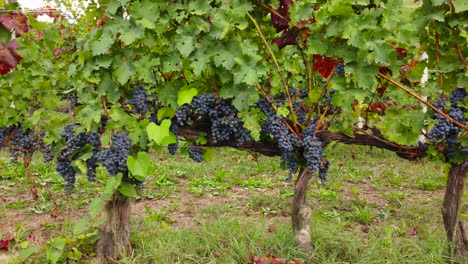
[0,145,466,264]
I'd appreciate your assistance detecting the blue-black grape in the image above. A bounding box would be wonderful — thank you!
[96,132,131,176]
[188,145,204,162]
[127,86,149,114]
[428,88,466,158]
[335,63,345,74]
[318,158,330,183]
[301,136,322,173]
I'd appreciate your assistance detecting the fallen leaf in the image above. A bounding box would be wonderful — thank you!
[410,227,419,235]
[50,205,59,218]
[0,237,15,251]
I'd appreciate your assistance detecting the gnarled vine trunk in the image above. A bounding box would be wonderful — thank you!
[292,168,313,256]
[97,191,131,263]
[441,164,467,261]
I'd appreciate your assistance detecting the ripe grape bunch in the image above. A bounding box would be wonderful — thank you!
[188,145,204,162]
[127,86,149,114]
[95,132,131,176]
[427,87,467,158]
[170,93,252,161]
[55,123,103,189]
[301,122,323,174]
[0,125,52,163]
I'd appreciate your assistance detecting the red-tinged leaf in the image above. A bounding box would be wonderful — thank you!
[272,258,288,264]
[0,237,15,251]
[272,29,297,49]
[376,83,388,96]
[312,55,338,78]
[378,66,392,75]
[53,48,63,56]
[272,0,292,33]
[0,12,29,37]
[395,47,407,57]
[97,16,110,28]
[410,227,419,235]
[0,41,22,74]
[0,63,11,74]
[6,39,19,52]
[289,258,305,264]
[27,233,38,242]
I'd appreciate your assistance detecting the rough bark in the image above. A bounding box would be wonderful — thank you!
[292,168,313,255]
[97,191,131,263]
[441,164,467,261]
[178,126,425,161]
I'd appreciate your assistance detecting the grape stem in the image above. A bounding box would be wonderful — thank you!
[256,82,300,139]
[313,104,329,137]
[378,73,468,131]
[210,77,220,99]
[455,45,465,64]
[101,96,110,119]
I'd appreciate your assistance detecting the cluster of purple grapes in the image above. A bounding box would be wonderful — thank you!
[127,86,149,114]
[318,158,330,183]
[300,122,323,174]
[60,93,79,109]
[55,124,103,189]
[188,146,204,162]
[335,63,345,74]
[254,92,328,179]
[263,115,298,172]
[171,93,252,161]
[0,125,52,163]
[95,132,131,176]
[428,88,466,158]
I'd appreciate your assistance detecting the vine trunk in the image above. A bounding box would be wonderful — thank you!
[292,168,313,256]
[97,191,131,263]
[442,164,467,261]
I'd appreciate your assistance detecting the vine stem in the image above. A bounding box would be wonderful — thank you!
[313,104,329,137]
[210,77,220,99]
[320,64,337,97]
[378,73,468,131]
[435,32,444,86]
[247,12,298,131]
[297,45,312,93]
[256,83,300,139]
[455,45,466,64]
[101,96,110,119]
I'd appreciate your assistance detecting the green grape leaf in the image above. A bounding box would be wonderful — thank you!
[240,108,264,141]
[127,151,150,181]
[90,30,114,56]
[119,182,139,198]
[157,107,176,121]
[147,119,177,145]
[277,107,290,117]
[290,1,314,24]
[113,58,135,85]
[452,0,468,12]
[178,87,198,106]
